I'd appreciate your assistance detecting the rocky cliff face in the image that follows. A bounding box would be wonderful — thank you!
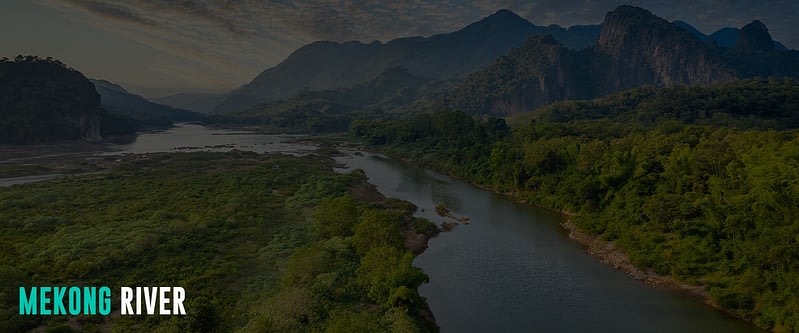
[446,36,598,115]
[0,57,101,144]
[597,5,738,89]
[445,5,754,115]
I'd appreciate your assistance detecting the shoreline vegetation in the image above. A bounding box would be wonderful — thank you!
[359,147,720,301]
[348,142,763,327]
[345,79,799,333]
[0,150,440,332]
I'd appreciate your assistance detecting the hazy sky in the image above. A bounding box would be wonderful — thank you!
[1,1,795,98]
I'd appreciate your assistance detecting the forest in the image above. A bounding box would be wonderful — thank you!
[0,152,437,333]
[349,77,799,332]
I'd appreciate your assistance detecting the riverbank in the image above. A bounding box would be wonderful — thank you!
[559,219,710,300]
[339,144,761,330]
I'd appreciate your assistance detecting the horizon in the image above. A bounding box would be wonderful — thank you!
[1,1,796,98]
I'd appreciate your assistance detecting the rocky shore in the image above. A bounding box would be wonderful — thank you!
[560,219,712,302]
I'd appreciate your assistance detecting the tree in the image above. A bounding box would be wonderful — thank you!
[351,209,403,256]
[312,196,358,238]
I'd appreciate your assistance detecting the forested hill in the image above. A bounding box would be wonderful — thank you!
[349,77,799,332]
[0,56,102,144]
[527,77,799,129]
[0,56,139,144]
[440,6,798,116]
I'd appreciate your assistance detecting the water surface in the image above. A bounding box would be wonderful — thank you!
[335,152,761,333]
[5,124,763,332]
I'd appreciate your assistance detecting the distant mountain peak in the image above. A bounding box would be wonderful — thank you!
[488,9,523,20]
[736,20,775,52]
[467,8,532,29]
[598,5,678,54]
[612,5,654,17]
[211,7,598,113]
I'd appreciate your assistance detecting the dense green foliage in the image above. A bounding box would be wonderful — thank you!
[352,79,799,332]
[349,111,510,180]
[0,152,434,332]
[527,77,799,129]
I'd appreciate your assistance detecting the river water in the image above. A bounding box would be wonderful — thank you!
[335,153,762,333]
[4,124,762,332]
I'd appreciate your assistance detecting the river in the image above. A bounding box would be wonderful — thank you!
[3,124,763,332]
[335,153,762,333]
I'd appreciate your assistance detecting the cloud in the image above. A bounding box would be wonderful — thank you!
[60,0,156,27]
[262,1,479,42]
[39,0,799,51]
[130,0,258,37]
[28,0,799,95]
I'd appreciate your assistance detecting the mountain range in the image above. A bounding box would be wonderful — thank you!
[440,6,798,115]
[205,67,454,132]
[673,20,788,51]
[4,5,798,142]
[207,5,795,120]
[211,9,602,114]
[443,6,738,115]
[153,92,226,114]
[208,5,797,122]
[91,79,204,128]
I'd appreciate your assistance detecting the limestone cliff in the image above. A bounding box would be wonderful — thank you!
[596,5,738,90]
[444,5,748,115]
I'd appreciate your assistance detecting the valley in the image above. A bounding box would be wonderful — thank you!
[2,3,798,332]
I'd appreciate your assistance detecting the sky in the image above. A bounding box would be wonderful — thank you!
[1,1,796,98]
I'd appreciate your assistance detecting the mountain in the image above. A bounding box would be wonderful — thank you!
[672,20,798,79]
[206,67,453,132]
[91,79,204,128]
[441,36,598,115]
[709,28,741,49]
[443,6,742,115]
[719,21,799,78]
[442,6,799,116]
[0,56,102,144]
[212,9,601,114]
[152,92,226,114]
[673,20,789,51]
[596,6,738,87]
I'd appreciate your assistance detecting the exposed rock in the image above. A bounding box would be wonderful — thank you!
[442,5,799,115]
[597,5,738,88]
